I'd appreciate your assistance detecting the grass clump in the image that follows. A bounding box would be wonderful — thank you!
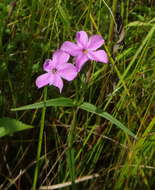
[0,0,155,189]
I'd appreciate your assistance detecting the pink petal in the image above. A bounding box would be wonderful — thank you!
[60,41,82,56]
[50,74,63,93]
[87,50,108,63]
[58,63,78,81]
[87,35,105,50]
[75,53,89,72]
[76,31,88,48]
[43,59,55,72]
[53,50,70,64]
[35,73,51,88]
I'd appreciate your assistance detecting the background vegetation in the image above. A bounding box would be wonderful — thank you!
[0,0,155,189]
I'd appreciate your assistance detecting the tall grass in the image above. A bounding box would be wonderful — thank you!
[0,0,155,189]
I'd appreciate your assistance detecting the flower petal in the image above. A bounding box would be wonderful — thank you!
[58,63,78,81]
[50,74,63,93]
[76,31,88,48]
[75,53,89,72]
[87,50,108,63]
[87,35,105,50]
[43,59,55,72]
[53,50,70,64]
[35,73,51,88]
[60,41,82,56]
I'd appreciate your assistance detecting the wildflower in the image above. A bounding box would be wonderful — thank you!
[60,31,108,71]
[36,50,78,93]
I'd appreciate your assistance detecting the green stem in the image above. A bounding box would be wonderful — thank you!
[125,0,129,27]
[108,0,118,51]
[32,87,47,190]
[67,110,77,190]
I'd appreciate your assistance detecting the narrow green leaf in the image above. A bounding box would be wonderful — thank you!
[11,97,136,138]
[11,97,75,111]
[0,117,33,138]
[79,102,136,138]
[116,47,134,61]
[57,4,70,30]
[127,21,154,27]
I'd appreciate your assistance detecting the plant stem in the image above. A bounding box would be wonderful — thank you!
[108,0,118,51]
[67,110,77,190]
[124,0,129,27]
[32,87,47,190]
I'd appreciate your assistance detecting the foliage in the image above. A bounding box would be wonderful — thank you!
[0,0,155,189]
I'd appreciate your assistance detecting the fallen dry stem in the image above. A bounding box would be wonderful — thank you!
[39,173,99,190]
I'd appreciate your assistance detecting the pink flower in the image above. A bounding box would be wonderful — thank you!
[36,50,78,93]
[60,31,108,71]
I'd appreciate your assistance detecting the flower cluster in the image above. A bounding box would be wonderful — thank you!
[36,31,108,93]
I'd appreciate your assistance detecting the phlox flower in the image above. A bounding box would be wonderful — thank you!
[60,31,108,71]
[36,50,78,93]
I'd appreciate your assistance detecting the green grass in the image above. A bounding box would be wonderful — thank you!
[0,0,155,189]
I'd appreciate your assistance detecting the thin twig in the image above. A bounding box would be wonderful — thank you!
[39,173,99,190]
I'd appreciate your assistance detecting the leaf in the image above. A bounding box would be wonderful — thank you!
[79,102,136,139]
[11,97,75,111]
[0,117,33,138]
[11,97,136,138]
[127,21,154,27]
[57,4,70,32]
